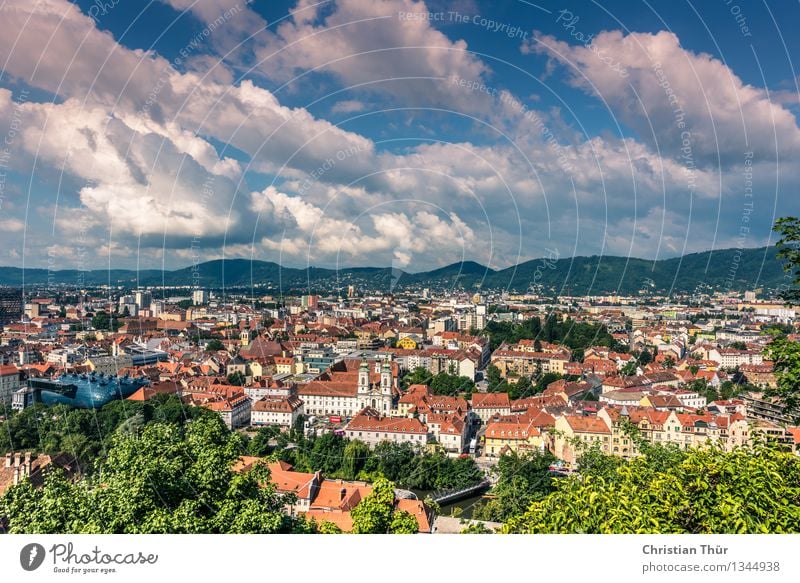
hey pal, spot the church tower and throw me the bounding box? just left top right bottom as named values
left=380, top=361, right=392, bottom=396
left=358, top=360, right=370, bottom=394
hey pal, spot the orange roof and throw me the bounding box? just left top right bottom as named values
left=564, top=415, right=611, bottom=434
left=346, top=408, right=428, bottom=434
left=305, top=509, right=354, bottom=532
left=310, top=479, right=372, bottom=511
left=267, top=461, right=317, bottom=498
left=471, top=392, right=511, bottom=409
left=484, top=420, right=540, bottom=440
left=396, top=498, right=432, bottom=533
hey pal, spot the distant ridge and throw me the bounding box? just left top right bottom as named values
left=0, top=246, right=786, bottom=295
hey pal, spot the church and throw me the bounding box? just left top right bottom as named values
left=297, top=359, right=397, bottom=418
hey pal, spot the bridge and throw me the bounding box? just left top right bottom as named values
left=430, top=479, right=491, bottom=505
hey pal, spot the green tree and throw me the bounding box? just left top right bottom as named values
left=248, top=426, right=281, bottom=456
left=389, top=510, right=419, bottom=534
left=227, top=371, right=246, bottom=386
left=774, top=216, right=800, bottom=304
left=503, top=442, right=800, bottom=533
left=342, top=439, right=371, bottom=480
left=472, top=450, right=556, bottom=522
left=350, top=476, right=395, bottom=534
left=401, top=367, right=433, bottom=389
left=0, top=416, right=304, bottom=534
left=205, top=339, right=225, bottom=352
left=765, top=336, right=800, bottom=417
left=429, top=372, right=475, bottom=397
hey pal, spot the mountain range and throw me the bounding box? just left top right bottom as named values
left=0, top=246, right=787, bottom=296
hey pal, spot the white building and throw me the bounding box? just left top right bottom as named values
left=251, top=396, right=304, bottom=430
left=298, top=360, right=394, bottom=417
left=0, top=365, right=21, bottom=404
left=345, top=407, right=429, bottom=448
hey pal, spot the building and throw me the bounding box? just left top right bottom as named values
left=86, top=355, right=134, bottom=376
left=470, top=392, right=511, bottom=423
left=184, top=387, right=252, bottom=429
left=251, top=395, right=304, bottom=430
left=708, top=348, right=763, bottom=368
left=345, top=407, right=429, bottom=448
left=0, top=364, right=21, bottom=404
left=238, top=459, right=433, bottom=533
left=739, top=363, right=777, bottom=389
left=298, top=360, right=395, bottom=417
left=0, top=451, right=81, bottom=497
left=483, top=418, right=544, bottom=457
left=490, top=348, right=569, bottom=378
left=192, top=289, right=209, bottom=305
left=425, top=413, right=468, bottom=453
left=552, top=415, right=612, bottom=465
left=134, top=290, right=152, bottom=310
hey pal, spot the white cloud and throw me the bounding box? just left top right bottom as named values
left=524, top=30, right=800, bottom=167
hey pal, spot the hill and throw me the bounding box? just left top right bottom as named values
left=0, top=246, right=786, bottom=295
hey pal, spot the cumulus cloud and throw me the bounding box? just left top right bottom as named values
left=0, top=0, right=794, bottom=271
left=524, top=30, right=800, bottom=167
left=254, top=186, right=475, bottom=268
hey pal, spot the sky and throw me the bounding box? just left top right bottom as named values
left=0, top=0, right=798, bottom=273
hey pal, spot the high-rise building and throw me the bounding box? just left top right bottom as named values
left=0, top=288, right=23, bottom=325
left=301, top=294, right=319, bottom=309
left=193, top=289, right=208, bottom=305
left=134, top=290, right=152, bottom=309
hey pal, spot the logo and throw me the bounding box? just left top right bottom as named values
left=20, top=543, right=46, bottom=571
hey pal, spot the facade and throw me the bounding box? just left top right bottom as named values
left=484, top=419, right=543, bottom=457
left=425, top=413, right=468, bottom=453
left=86, top=355, right=134, bottom=376
left=470, top=392, right=511, bottom=423
left=552, top=415, right=612, bottom=465
left=251, top=395, right=304, bottom=430
left=0, top=364, right=21, bottom=404
left=0, top=288, right=23, bottom=326
left=298, top=360, right=394, bottom=417
left=490, top=348, right=569, bottom=378
left=345, top=407, right=429, bottom=448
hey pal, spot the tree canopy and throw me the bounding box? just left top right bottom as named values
left=503, top=442, right=800, bottom=534
left=0, top=415, right=309, bottom=534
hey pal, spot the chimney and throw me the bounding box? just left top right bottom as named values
left=12, top=465, right=20, bottom=486
left=13, top=452, right=21, bottom=467
left=23, top=451, right=31, bottom=475
left=4, top=453, right=11, bottom=468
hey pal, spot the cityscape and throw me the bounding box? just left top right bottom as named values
left=0, top=0, right=799, bottom=567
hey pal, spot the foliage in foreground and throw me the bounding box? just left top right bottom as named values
left=503, top=442, right=800, bottom=534
left=471, top=450, right=556, bottom=522
left=350, top=477, right=419, bottom=534
left=0, top=415, right=310, bottom=534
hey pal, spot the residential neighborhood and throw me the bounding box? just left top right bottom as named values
left=1, top=282, right=799, bottom=533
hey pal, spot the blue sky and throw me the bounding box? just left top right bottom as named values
left=0, top=0, right=798, bottom=272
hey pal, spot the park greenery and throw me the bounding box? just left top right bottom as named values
left=483, top=314, right=624, bottom=353
left=271, top=430, right=482, bottom=492
left=400, top=367, right=475, bottom=396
